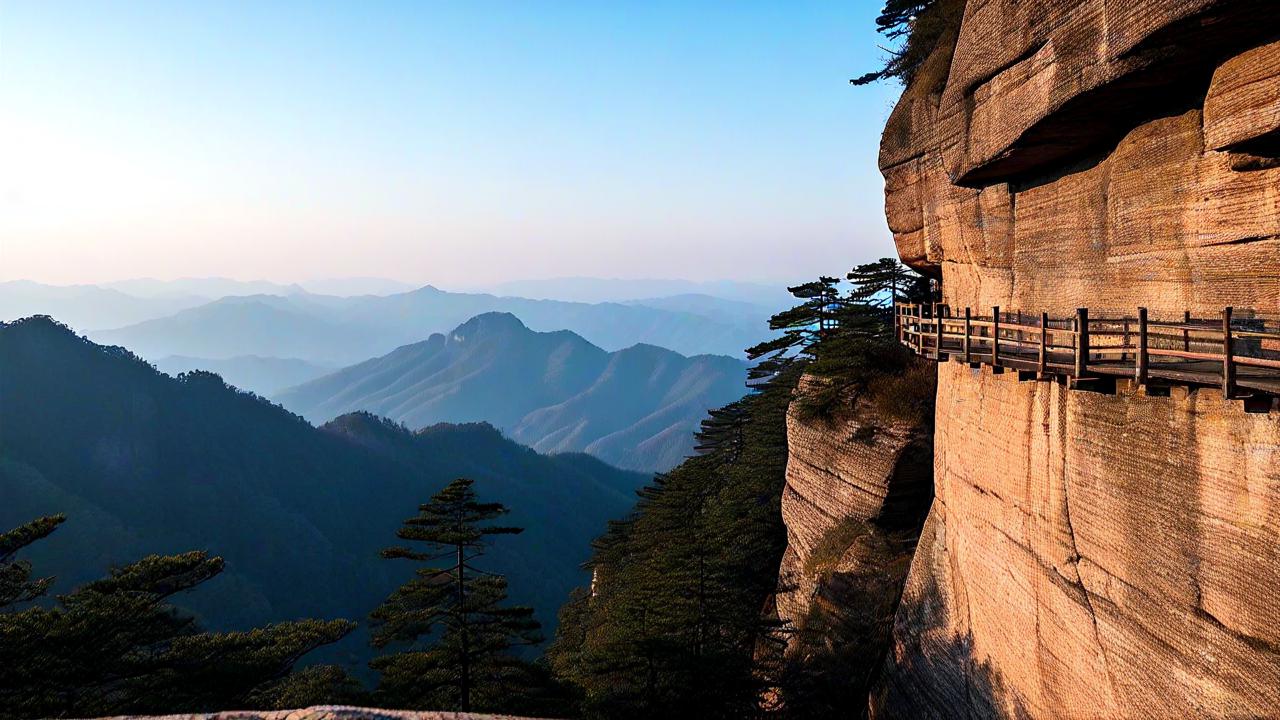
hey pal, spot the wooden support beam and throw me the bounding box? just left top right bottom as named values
left=963, top=307, right=972, bottom=365
left=1075, top=308, right=1089, bottom=378
left=1136, top=307, right=1148, bottom=385
left=1038, top=312, right=1048, bottom=376
left=934, top=303, right=946, bottom=360
left=1223, top=306, right=1235, bottom=400
left=1183, top=310, right=1191, bottom=352
left=992, top=306, right=1001, bottom=369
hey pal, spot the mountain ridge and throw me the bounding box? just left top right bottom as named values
left=0, top=315, right=648, bottom=670
left=275, top=312, right=748, bottom=471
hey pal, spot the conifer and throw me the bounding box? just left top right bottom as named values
left=369, top=478, right=550, bottom=714
left=0, top=518, right=354, bottom=719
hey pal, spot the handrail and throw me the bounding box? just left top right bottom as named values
left=894, top=303, right=1280, bottom=404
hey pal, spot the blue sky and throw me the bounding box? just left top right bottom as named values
left=0, top=1, right=903, bottom=287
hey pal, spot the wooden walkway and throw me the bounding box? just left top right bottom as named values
left=896, top=303, right=1280, bottom=413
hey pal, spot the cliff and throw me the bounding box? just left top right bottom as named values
left=774, top=374, right=933, bottom=713
left=871, top=0, right=1280, bottom=717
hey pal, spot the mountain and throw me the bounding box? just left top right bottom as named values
left=0, top=316, right=648, bottom=671
left=92, top=285, right=766, bottom=364
left=274, top=313, right=748, bottom=472
left=0, top=280, right=208, bottom=331
left=476, top=277, right=795, bottom=308
left=91, top=295, right=389, bottom=363
left=297, top=277, right=418, bottom=296
left=99, top=277, right=307, bottom=299
left=624, top=293, right=774, bottom=328
left=153, top=355, right=336, bottom=396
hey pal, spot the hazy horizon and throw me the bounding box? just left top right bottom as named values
left=1, top=2, right=902, bottom=287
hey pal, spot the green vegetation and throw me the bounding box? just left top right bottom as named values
left=0, top=315, right=647, bottom=674
left=850, top=0, right=966, bottom=88
left=369, top=479, right=564, bottom=715
left=749, top=260, right=932, bottom=421
left=1, top=260, right=934, bottom=716
left=0, top=516, right=352, bottom=719
left=547, top=259, right=934, bottom=718
left=548, top=367, right=798, bottom=719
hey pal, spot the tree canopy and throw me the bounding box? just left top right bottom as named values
left=849, top=0, right=966, bottom=88
left=0, top=516, right=353, bottom=719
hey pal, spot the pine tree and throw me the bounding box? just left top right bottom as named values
left=369, top=478, right=548, bottom=714
left=548, top=366, right=799, bottom=719
left=0, top=515, right=65, bottom=609
left=849, top=0, right=966, bottom=87
left=0, top=517, right=354, bottom=719
left=846, top=258, right=932, bottom=308
left=746, top=276, right=843, bottom=380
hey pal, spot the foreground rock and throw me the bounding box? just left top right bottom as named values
left=874, top=0, right=1280, bottom=717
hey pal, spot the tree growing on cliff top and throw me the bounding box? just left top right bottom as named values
left=0, top=515, right=354, bottom=720
left=847, top=258, right=932, bottom=308
left=369, top=478, right=561, bottom=715
left=746, top=260, right=927, bottom=417
left=850, top=0, right=966, bottom=87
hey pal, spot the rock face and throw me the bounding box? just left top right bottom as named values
left=873, top=1, right=1280, bottom=717
left=775, top=376, right=932, bottom=710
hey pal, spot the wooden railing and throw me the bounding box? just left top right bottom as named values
left=895, top=303, right=1280, bottom=411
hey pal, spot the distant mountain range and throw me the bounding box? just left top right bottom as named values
left=475, top=277, right=794, bottom=308
left=153, top=355, right=336, bottom=397
left=0, top=315, right=648, bottom=671
left=275, top=312, right=748, bottom=472
left=0, top=280, right=209, bottom=331
left=89, top=285, right=767, bottom=365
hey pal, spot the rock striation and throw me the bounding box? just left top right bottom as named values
left=871, top=0, right=1280, bottom=717
left=774, top=375, right=932, bottom=710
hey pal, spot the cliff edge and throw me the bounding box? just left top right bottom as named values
left=873, top=1, right=1280, bottom=717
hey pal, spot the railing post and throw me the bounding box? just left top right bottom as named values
left=992, top=306, right=1001, bottom=368
left=1039, top=312, right=1048, bottom=376
left=935, top=304, right=945, bottom=358
left=963, top=307, right=972, bottom=364
left=1136, top=307, right=1148, bottom=385
left=1183, top=310, right=1191, bottom=352
left=1223, top=306, right=1235, bottom=399
left=1075, top=308, right=1089, bottom=378
left=916, top=305, right=923, bottom=354
left=1122, top=317, right=1130, bottom=362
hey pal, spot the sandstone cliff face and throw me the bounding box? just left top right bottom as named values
left=775, top=376, right=932, bottom=711
left=873, top=1, right=1280, bottom=717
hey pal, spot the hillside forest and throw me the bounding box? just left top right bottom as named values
left=0, top=259, right=934, bottom=718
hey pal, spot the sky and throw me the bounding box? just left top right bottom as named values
left=0, top=1, right=904, bottom=287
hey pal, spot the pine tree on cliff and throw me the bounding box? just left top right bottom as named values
left=369, top=478, right=553, bottom=714
left=850, top=0, right=965, bottom=87
left=746, top=276, right=843, bottom=379
left=0, top=516, right=355, bottom=720
left=847, top=257, right=932, bottom=307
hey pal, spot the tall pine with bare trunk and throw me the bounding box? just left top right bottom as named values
left=370, top=478, right=554, bottom=714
